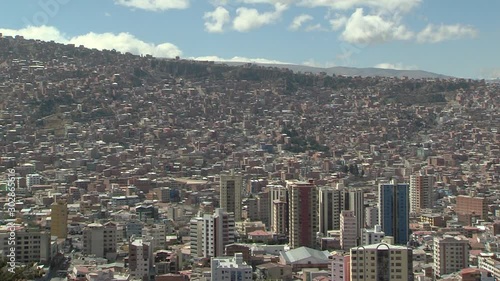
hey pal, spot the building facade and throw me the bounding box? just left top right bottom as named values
left=211, top=253, right=252, bottom=281
left=318, top=186, right=345, bottom=235
left=350, top=243, right=413, bottom=281
left=409, top=172, right=435, bottom=214
left=433, top=235, right=469, bottom=278
left=287, top=181, right=319, bottom=249
left=378, top=182, right=410, bottom=245
left=220, top=170, right=243, bottom=221
left=202, top=208, right=235, bottom=258
left=50, top=200, right=68, bottom=239
left=340, top=210, right=358, bottom=250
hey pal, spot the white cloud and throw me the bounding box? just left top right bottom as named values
left=105, top=12, right=112, bottom=17
left=375, top=63, right=418, bottom=70
left=299, top=0, right=421, bottom=14
left=204, top=7, right=231, bottom=33
left=192, top=56, right=291, bottom=64
left=0, top=25, right=67, bottom=42
left=479, top=68, right=500, bottom=79
left=0, top=25, right=182, bottom=58
left=303, top=59, right=336, bottom=68
left=416, top=24, right=477, bottom=43
left=233, top=3, right=288, bottom=32
left=304, top=23, right=325, bottom=32
left=114, top=0, right=189, bottom=11
left=340, top=8, right=413, bottom=44
left=289, top=14, right=313, bottom=31
left=330, top=15, right=347, bottom=31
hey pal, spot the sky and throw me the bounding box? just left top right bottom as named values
left=0, top=0, right=498, bottom=78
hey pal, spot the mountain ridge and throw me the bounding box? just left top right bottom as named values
left=213, top=61, right=451, bottom=79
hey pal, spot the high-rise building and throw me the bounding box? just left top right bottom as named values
left=83, top=222, right=117, bottom=261
left=340, top=210, right=357, bottom=250
left=365, top=206, right=379, bottom=229
left=378, top=182, right=410, bottom=245
left=433, top=235, right=469, bottom=278
left=272, top=199, right=288, bottom=236
left=256, top=190, right=270, bottom=227
left=410, top=172, right=435, bottom=214
left=318, top=186, right=345, bottom=235
left=190, top=217, right=204, bottom=258
left=330, top=251, right=350, bottom=281
left=202, top=208, right=235, bottom=258
left=211, top=253, right=252, bottom=281
left=220, top=170, right=243, bottom=221
left=268, top=184, right=287, bottom=231
left=287, top=180, right=318, bottom=249
left=346, top=189, right=365, bottom=243
left=129, top=237, right=154, bottom=281
left=50, top=200, right=68, bottom=239
left=350, top=243, right=413, bottom=281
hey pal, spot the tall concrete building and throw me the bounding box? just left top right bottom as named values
left=318, top=186, right=345, bottom=235
left=220, top=170, right=243, bottom=221
left=409, top=172, right=435, bottom=214
left=346, top=189, right=365, bottom=243
left=256, top=190, right=270, bottom=227
left=365, top=205, right=379, bottom=229
left=340, top=210, right=357, bottom=250
left=202, top=208, right=235, bottom=258
left=50, top=200, right=68, bottom=239
left=287, top=180, right=318, bottom=249
left=268, top=184, right=287, bottom=231
left=433, top=235, right=469, bottom=278
left=83, top=222, right=117, bottom=261
left=272, top=199, right=288, bottom=236
left=189, top=217, right=204, bottom=258
left=378, top=181, right=410, bottom=245
left=350, top=243, right=413, bottom=281
left=129, top=237, right=154, bottom=281
left=211, top=253, right=252, bottom=281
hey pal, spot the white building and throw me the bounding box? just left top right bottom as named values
left=143, top=223, right=167, bottom=251
left=26, top=173, right=41, bottom=190
left=129, top=237, right=153, bottom=281
left=340, top=210, right=357, bottom=250
left=202, top=208, right=235, bottom=258
left=361, top=225, right=385, bottom=246
left=211, top=253, right=252, bottom=281
left=190, top=217, right=204, bottom=258
left=268, top=184, right=287, bottom=231
left=83, top=222, right=117, bottom=261
left=365, top=206, right=379, bottom=229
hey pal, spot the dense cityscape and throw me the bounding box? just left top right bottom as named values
left=0, top=34, right=500, bottom=281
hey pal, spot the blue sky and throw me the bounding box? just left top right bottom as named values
left=0, top=0, right=498, bottom=78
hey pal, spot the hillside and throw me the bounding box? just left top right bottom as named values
left=216, top=62, right=450, bottom=79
